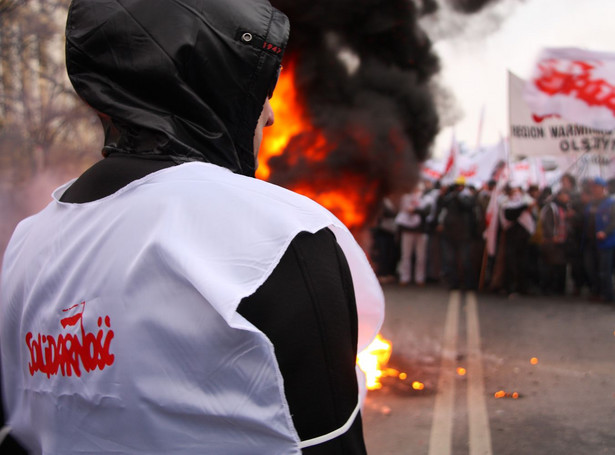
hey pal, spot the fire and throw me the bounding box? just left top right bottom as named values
left=292, top=180, right=374, bottom=229
left=357, top=333, right=411, bottom=391
left=357, top=334, right=393, bottom=390
left=256, top=60, right=375, bottom=230
left=494, top=390, right=520, bottom=399
left=530, top=357, right=539, bottom=365
left=256, top=60, right=305, bottom=181
left=412, top=381, right=425, bottom=391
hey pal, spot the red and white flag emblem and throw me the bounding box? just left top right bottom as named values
left=524, top=47, right=615, bottom=130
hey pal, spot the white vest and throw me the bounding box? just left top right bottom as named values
left=1, top=162, right=384, bottom=455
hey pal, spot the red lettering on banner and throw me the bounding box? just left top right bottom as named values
left=534, top=59, right=615, bottom=117
left=461, top=165, right=478, bottom=178
left=532, top=113, right=559, bottom=123
left=422, top=167, right=441, bottom=179
left=25, top=301, right=115, bottom=378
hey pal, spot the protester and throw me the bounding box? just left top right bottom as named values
left=371, top=195, right=399, bottom=283
left=424, top=180, right=444, bottom=283
left=564, top=175, right=587, bottom=296
left=607, top=177, right=615, bottom=196
left=483, top=183, right=510, bottom=293
left=395, top=184, right=432, bottom=286
left=477, top=179, right=496, bottom=215
left=500, top=185, right=536, bottom=296
left=590, top=177, right=615, bottom=302
left=583, top=178, right=602, bottom=301
left=368, top=169, right=615, bottom=303
left=437, top=176, right=478, bottom=290
left=526, top=184, right=543, bottom=292
left=539, top=189, right=570, bottom=295
left=560, top=173, right=577, bottom=194
left=0, top=1, right=384, bottom=453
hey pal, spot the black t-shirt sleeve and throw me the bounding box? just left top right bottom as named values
left=237, top=228, right=367, bottom=454
left=0, top=371, right=28, bottom=454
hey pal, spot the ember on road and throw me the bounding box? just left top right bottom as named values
left=362, top=284, right=615, bottom=455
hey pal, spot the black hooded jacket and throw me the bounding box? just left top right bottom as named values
left=65, top=0, right=288, bottom=177
left=27, top=1, right=369, bottom=454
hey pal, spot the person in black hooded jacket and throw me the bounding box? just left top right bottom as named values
left=0, top=0, right=383, bottom=453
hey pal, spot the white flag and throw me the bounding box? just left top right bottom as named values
left=509, top=70, right=613, bottom=159
left=524, top=47, right=615, bottom=130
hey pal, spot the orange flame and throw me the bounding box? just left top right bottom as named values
left=256, top=60, right=375, bottom=230
left=494, top=390, right=520, bottom=399
left=256, top=60, right=305, bottom=181
left=357, top=334, right=421, bottom=391
left=412, top=381, right=425, bottom=391
left=292, top=180, right=374, bottom=229
left=357, top=334, right=393, bottom=390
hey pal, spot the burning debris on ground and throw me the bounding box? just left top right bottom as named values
left=494, top=390, right=521, bottom=399
left=358, top=333, right=436, bottom=396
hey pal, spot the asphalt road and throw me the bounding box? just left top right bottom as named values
left=362, top=284, right=615, bottom=455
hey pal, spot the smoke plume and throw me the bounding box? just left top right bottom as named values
left=422, top=0, right=527, bottom=41
left=269, top=0, right=441, bottom=202
left=268, top=0, right=519, bottom=224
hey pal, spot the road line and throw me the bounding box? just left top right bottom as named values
left=466, top=291, right=493, bottom=455
left=428, top=290, right=461, bottom=455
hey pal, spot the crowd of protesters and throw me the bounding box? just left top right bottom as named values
left=370, top=173, right=615, bottom=302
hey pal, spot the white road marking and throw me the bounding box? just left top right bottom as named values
left=466, top=291, right=493, bottom=455
left=428, top=290, right=461, bottom=455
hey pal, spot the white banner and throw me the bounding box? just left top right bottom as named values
left=524, top=47, right=615, bottom=130
left=509, top=70, right=614, bottom=159
left=508, top=158, right=546, bottom=189
left=422, top=141, right=508, bottom=187
left=458, top=141, right=507, bottom=187
left=421, top=158, right=444, bottom=181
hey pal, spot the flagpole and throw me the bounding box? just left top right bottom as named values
left=546, top=151, right=591, bottom=187
left=475, top=105, right=485, bottom=152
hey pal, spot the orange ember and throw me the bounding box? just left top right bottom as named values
left=494, top=390, right=520, bottom=399
left=412, top=381, right=425, bottom=391
left=256, top=60, right=375, bottom=230
left=357, top=334, right=414, bottom=391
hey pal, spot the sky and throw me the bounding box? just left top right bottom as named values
left=429, top=0, right=615, bottom=158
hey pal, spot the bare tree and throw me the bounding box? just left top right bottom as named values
left=0, top=0, right=26, bottom=16
left=0, top=0, right=99, bottom=185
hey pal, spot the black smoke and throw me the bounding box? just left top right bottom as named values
left=422, top=0, right=527, bottom=42
left=267, top=0, right=516, bottom=226
left=448, top=0, right=500, bottom=13
left=269, top=0, right=440, bottom=210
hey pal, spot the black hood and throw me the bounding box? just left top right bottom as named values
left=65, top=0, right=289, bottom=177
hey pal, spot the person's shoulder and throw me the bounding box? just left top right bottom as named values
left=147, top=162, right=342, bottom=228
left=146, top=162, right=308, bottom=205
